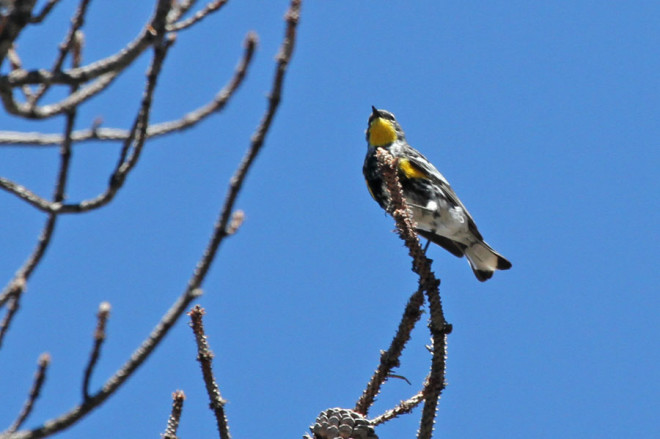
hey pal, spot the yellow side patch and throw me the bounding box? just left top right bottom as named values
left=398, top=158, right=427, bottom=179
left=368, top=117, right=397, bottom=146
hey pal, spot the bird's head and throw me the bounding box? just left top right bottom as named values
left=366, top=106, right=405, bottom=147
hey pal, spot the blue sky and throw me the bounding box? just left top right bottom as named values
left=1, top=1, right=658, bottom=438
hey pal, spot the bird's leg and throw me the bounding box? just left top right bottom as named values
left=423, top=239, right=431, bottom=253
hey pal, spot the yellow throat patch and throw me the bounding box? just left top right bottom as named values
left=368, top=117, right=397, bottom=146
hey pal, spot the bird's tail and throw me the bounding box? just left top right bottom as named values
left=465, top=241, right=512, bottom=282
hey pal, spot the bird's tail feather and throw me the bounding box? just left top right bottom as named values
left=465, top=241, right=512, bottom=282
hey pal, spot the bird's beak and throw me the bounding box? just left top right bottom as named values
left=371, top=106, right=379, bottom=117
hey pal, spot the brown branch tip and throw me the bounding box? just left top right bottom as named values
left=7, top=352, right=51, bottom=433
left=162, top=390, right=185, bottom=439
left=82, top=301, right=111, bottom=400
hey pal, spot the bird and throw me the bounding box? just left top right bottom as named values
left=363, top=106, right=511, bottom=281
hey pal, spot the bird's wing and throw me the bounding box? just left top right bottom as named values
left=403, top=150, right=484, bottom=240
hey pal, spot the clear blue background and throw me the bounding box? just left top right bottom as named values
left=1, top=1, right=658, bottom=438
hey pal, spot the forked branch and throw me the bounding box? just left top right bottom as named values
left=373, top=148, right=451, bottom=439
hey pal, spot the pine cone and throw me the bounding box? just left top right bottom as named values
left=305, top=408, right=378, bottom=439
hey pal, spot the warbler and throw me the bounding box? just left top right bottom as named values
left=363, top=106, right=511, bottom=281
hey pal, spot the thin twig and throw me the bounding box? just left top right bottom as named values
left=189, top=306, right=231, bottom=439
left=0, top=31, right=80, bottom=309
left=354, top=288, right=425, bottom=415
left=81, top=302, right=111, bottom=401
left=0, top=177, right=57, bottom=214
left=370, top=389, right=425, bottom=426
left=0, top=293, right=20, bottom=349
left=0, top=177, right=56, bottom=213
left=0, top=13, right=256, bottom=302
left=0, top=120, right=71, bottom=307
left=5, top=354, right=51, bottom=434
left=72, top=40, right=173, bottom=212
left=387, top=373, right=412, bottom=385
left=0, top=30, right=256, bottom=147
left=31, top=33, right=172, bottom=211
left=166, top=0, right=228, bottom=32
left=0, top=32, right=258, bottom=153
left=187, top=0, right=301, bottom=291
left=5, top=47, right=34, bottom=100
left=0, top=2, right=176, bottom=218
left=1, top=292, right=203, bottom=439
left=0, top=70, right=119, bottom=119
left=27, top=0, right=92, bottom=107
left=165, top=0, right=197, bottom=24
left=5, top=354, right=51, bottom=433
left=0, top=66, right=150, bottom=207
left=29, top=0, right=59, bottom=23
left=0, top=0, right=170, bottom=88
left=162, top=391, right=185, bottom=439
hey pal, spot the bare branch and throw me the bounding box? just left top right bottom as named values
left=166, top=0, right=228, bottom=32
left=138, top=31, right=257, bottom=136
left=5, top=354, right=51, bottom=434
left=189, top=306, right=231, bottom=439
left=354, top=288, right=425, bottom=415
left=64, top=44, right=173, bottom=213
left=418, top=283, right=449, bottom=438
left=0, top=293, right=20, bottom=349
left=5, top=47, right=34, bottom=100
left=187, top=0, right=301, bottom=291
left=370, top=390, right=425, bottom=426
left=0, top=14, right=256, bottom=309
left=162, top=391, right=185, bottom=439
left=0, top=69, right=119, bottom=119
left=82, top=302, right=111, bottom=401
left=0, top=31, right=257, bottom=146
left=5, top=4, right=300, bottom=430
left=0, top=3, right=303, bottom=432
left=1, top=0, right=171, bottom=87
left=27, top=0, right=93, bottom=107
left=0, top=2, right=303, bottom=438
left=374, top=148, right=451, bottom=439
left=0, top=38, right=172, bottom=214
left=28, top=0, right=60, bottom=23
left=0, top=157, right=63, bottom=306
left=166, top=0, right=198, bottom=24
left=3, top=288, right=203, bottom=439
left=0, top=0, right=38, bottom=66
left=0, top=44, right=79, bottom=309
left=0, top=177, right=55, bottom=213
